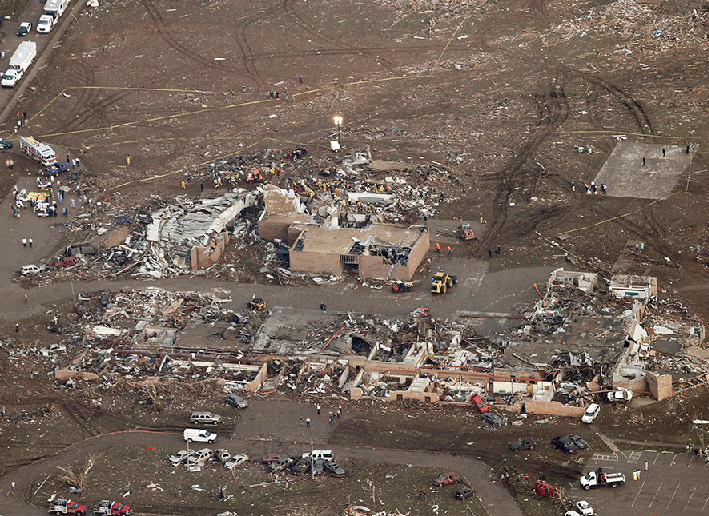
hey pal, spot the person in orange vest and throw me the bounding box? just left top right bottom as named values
left=435, top=243, right=441, bottom=253
left=447, top=246, right=452, bottom=255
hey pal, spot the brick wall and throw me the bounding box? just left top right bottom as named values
left=646, top=371, right=673, bottom=401
left=289, top=251, right=343, bottom=275
left=524, top=400, right=585, bottom=418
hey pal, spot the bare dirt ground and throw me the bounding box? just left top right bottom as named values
left=0, top=0, right=709, bottom=514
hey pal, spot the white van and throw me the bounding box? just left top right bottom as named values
left=302, top=450, right=334, bottom=461
left=37, top=15, right=56, bottom=33
left=183, top=428, right=217, bottom=443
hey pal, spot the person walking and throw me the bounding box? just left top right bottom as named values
left=200, top=183, right=204, bottom=192
left=488, top=249, right=493, bottom=258
left=317, top=405, right=321, bottom=415
left=447, top=246, right=452, bottom=255
left=28, top=238, right=32, bottom=248
left=15, top=323, right=19, bottom=333
left=22, top=238, right=26, bottom=247
left=11, top=481, right=15, bottom=494
left=306, top=418, right=310, bottom=428
left=435, top=243, right=441, bottom=253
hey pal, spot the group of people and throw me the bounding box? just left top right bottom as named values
left=584, top=181, right=606, bottom=195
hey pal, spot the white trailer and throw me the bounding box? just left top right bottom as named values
left=44, top=0, right=69, bottom=19
left=2, top=41, right=37, bottom=88
left=20, top=136, right=57, bottom=166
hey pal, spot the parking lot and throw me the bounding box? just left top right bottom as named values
left=570, top=450, right=709, bottom=514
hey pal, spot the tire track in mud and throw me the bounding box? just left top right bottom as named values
left=139, top=0, right=236, bottom=73
left=282, top=0, right=395, bottom=69
left=477, top=70, right=570, bottom=252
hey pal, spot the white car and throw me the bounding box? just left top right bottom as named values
left=37, top=15, right=55, bottom=33
left=224, top=454, right=248, bottom=469
left=581, top=403, right=600, bottom=423
left=565, top=512, right=581, bottom=516
left=576, top=500, right=594, bottom=515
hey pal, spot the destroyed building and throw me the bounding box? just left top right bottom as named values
left=257, top=184, right=429, bottom=280
left=146, top=191, right=258, bottom=271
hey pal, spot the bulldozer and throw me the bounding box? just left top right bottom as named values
left=247, top=297, right=266, bottom=311
left=456, top=221, right=476, bottom=241
left=431, top=272, right=457, bottom=294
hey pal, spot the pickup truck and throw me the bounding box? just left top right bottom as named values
left=580, top=469, right=625, bottom=490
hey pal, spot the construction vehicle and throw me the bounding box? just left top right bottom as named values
left=431, top=272, right=457, bottom=294
left=93, top=500, right=132, bottom=515
left=456, top=221, right=476, bottom=240
left=20, top=136, right=57, bottom=166
left=247, top=297, right=266, bottom=311
left=49, top=499, right=87, bottom=515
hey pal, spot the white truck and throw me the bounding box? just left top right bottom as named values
left=37, top=14, right=56, bottom=33
left=2, top=41, right=37, bottom=88
left=580, top=469, right=626, bottom=490
left=44, top=0, right=69, bottom=19
left=20, top=136, right=57, bottom=166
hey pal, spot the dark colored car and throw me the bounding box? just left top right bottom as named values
left=481, top=413, right=503, bottom=426
left=291, top=458, right=310, bottom=475
left=552, top=436, right=578, bottom=454
left=0, top=138, right=13, bottom=150
left=433, top=472, right=460, bottom=486
left=456, top=487, right=475, bottom=500
left=568, top=434, right=588, bottom=449
left=311, top=459, right=324, bottom=476
left=43, top=162, right=70, bottom=176
left=509, top=437, right=536, bottom=451
left=17, top=21, right=32, bottom=36
left=225, top=393, right=248, bottom=409
left=324, top=461, right=345, bottom=476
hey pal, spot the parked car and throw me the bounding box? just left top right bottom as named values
left=509, top=437, right=536, bottom=451
left=224, top=454, right=249, bottom=469
left=311, top=459, right=325, bottom=476
left=581, top=403, right=600, bottom=423
left=213, top=449, right=231, bottom=463
left=568, top=434, right=588, bottom=449
left=0, top=138, right=13, bottom=150
left=225, top=393, right=248, bottom=409
left=481, top=413, right=503, bottom=426
left=261, top=454, right=281, bottom=464
left=291, top=457, right=311, bottom=475
left=455, top=487, right=475, bottom=500
left=183, top=428, right=217, bottom=443
left=433, top=472, right=460, bottom=486
left=576, top=500, right=594, bottom=515
left=17, top=21, right=32, bottom=36
left=269, top=457, right=294, bottom=472
left=324, top=461, right=345, bottom=476
left=565, top=512, right=581, bottom=516
left=190, top=411, right=221, bottom=425
left=552, top=436, right=578, bottom=454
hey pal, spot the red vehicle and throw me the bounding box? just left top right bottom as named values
left=534, top=480, right=555, bottom=498
left=93, top=500, right=132, bottom=515
left=261, top=454, right=281, bottom=464
left=470, top=393, right=489, bottom=413
left=57, top=256, right=78, bottom=268
left=48, top=499, right=87, bottom=515
left=433, top=472, right=460, bottom=486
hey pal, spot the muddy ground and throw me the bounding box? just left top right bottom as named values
left=0, top=0, right=709, bottom=514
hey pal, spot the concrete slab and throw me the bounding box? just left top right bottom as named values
left=593, top=142, right=690, bottom=199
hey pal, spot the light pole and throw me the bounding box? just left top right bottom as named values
left=333, top=115, right=343, bottom=141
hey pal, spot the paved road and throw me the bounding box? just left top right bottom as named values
left=0, top=397, right=524, bottom=516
